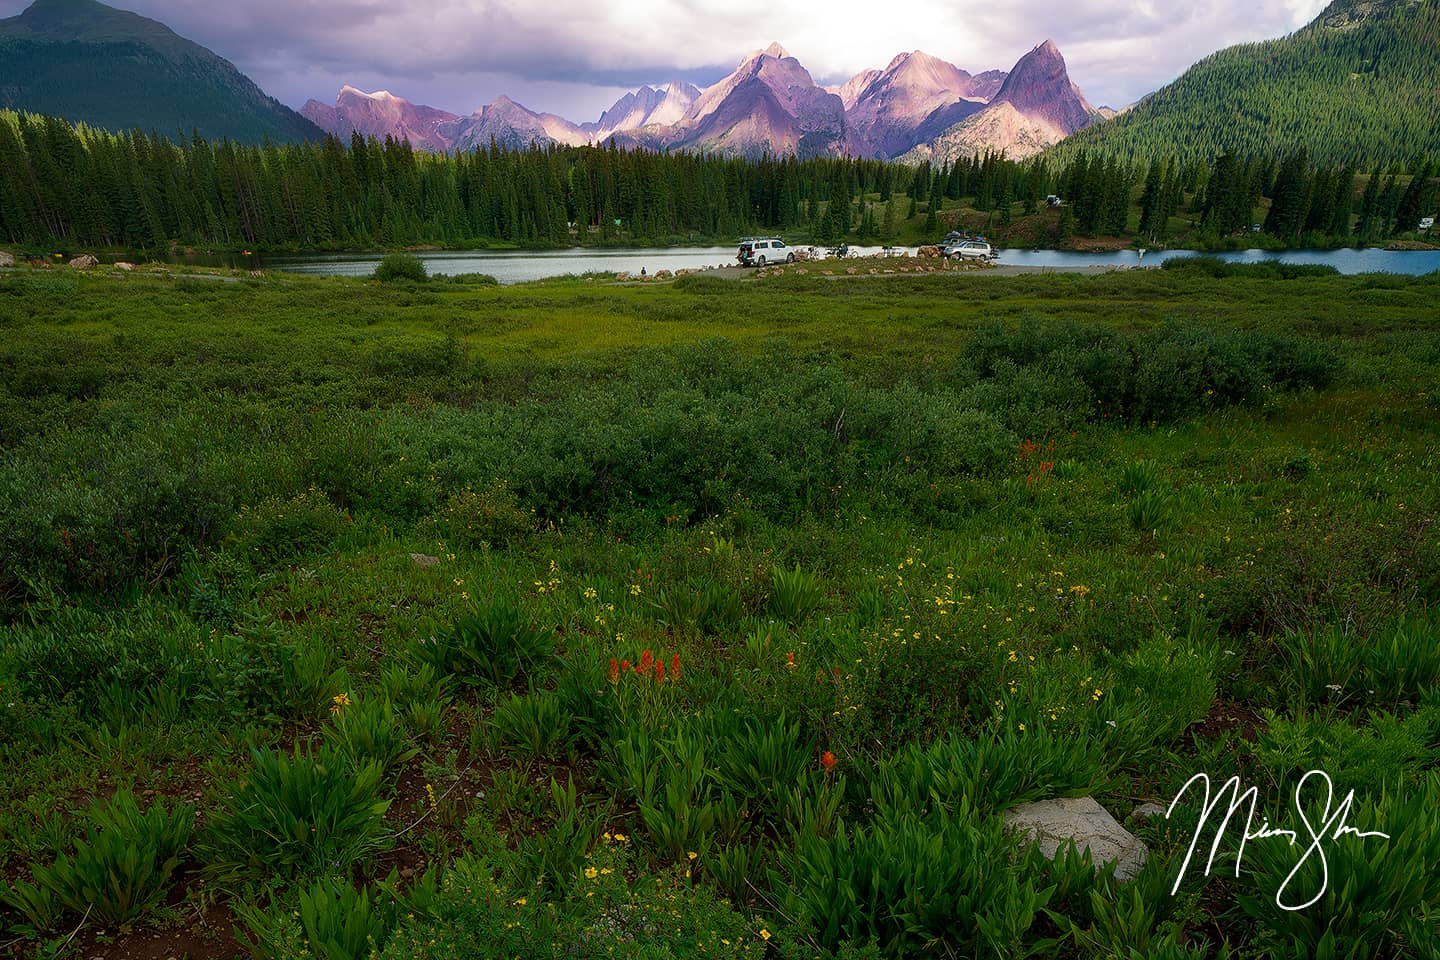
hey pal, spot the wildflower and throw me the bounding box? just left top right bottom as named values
left=330, top=692, right=352, bottom=715
left=601, top=867, right=614, bottom=875
left=609, top=658, right=620, bottom=684
left=1018, top=723, right=1026, bottom=732
left=760, top=929, right=771, bottom=941
left=425, top=783, right=438, bottom=814
left=671, top=654, right=681, bottom=680
left=619, top=659, right=631, bottom=673
left=514, top=898, right=527, bottom=906
left=584, top=867, right=599, bottom=879
left=656, top=660, right=666, bottom=683
left=821, top=750, right=837, bottom=771
left=786, top=651, right=796, bottom=668
left=612, top=833, right=628, bottom=843
left=641, top=649, right=654, bottom=672
left=688, top=851, right=698, bottom=861
left=629, top=583, right=642, bottom=596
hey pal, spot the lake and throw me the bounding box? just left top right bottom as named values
left=226, top=245, right=1440, bottom=283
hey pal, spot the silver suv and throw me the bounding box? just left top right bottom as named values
left=943, top=240, right=995, bottom=261
left=737, top=237, right=795, bottom=267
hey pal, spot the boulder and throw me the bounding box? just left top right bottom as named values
left=1003, top=797, right=1148, bottom=882
left=1130, top=801, right=1169, bottom=821
left=409, top=553, right=441, bottom=569
left=113, top=262, right=135, bottom=271
left=655, top=269, right=673, bottom=279
left=917, top=245, right=942, bottom=259
left=0, top=250, right=14, bottom=267
left=615, top=271, right=631, bottom=281
left=69, top=254, right=99, bottom=270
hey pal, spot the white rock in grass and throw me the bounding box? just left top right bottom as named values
left=0, top=251, right=14, bottom=267
left=1003, top=797, right=1148, bottom=881
left=410, top=553, right=441, bottom=569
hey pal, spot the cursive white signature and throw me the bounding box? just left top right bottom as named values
left=1166, top=769, right=1391, bottom=911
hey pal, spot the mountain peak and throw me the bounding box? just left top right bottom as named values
left=761, top=41, right=789, bottom=59
left=992, top=37, right=1094, bottom=134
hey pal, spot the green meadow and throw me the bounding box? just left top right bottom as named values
left=1, top=262, right=1438, bottom=959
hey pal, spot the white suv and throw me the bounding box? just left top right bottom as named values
left=737, top=238, right=795, bottom=267
left=943, top=240, right=995, bottom=261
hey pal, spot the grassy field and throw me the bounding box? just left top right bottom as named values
left=1, top=263, right=1438, bottom=959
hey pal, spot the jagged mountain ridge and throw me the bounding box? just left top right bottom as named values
left=307, top=40, right=1097, bottom=162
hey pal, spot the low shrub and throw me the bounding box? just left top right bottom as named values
left=373, top=254, right=427, bottom=283
left=227, top=486, right=349, bottom=563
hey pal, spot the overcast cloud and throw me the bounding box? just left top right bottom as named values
left=0, top=0, right=1330, bottom=119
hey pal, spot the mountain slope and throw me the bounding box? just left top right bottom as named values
left=0, top=0, right=322, bottom=143
left=1058, top=0, right=1440, bottom=166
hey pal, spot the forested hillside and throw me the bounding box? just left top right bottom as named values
left=1058, top=0, right=1440, bottom=167
left=0, top=0, right=322, bottom=145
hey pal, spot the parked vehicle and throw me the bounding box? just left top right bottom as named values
left=737, top=237, right=795, bottom=266
left=943, top=240, right=996, bottom=261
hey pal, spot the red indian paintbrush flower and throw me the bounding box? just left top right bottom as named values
left=821, top=751, right=837, bottom=771
left=656, top=660, right=666, bottom=682
left=671, top=654, right=681, bottom=680
left=619, top=659, right=631, bottom=673
left=608, top=658, right=619, bottom=684
left=640, top=649, right=654, bottom=672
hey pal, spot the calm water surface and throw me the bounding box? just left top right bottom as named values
left=212, top=245, right=1440, bottom=283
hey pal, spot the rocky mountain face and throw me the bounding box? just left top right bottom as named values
left=0, top=0, right=322, bottom=143
left=303, top=86, right=462, bottom=152
left=899, top=40, right=1099, bottom=163
left=303, top=38, right=1100, bottom=163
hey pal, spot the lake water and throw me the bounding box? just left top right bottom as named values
left=251, top=244, right=1440, bottom=283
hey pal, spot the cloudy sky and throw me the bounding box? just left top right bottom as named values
left=2, top=0, right=1331, bottom=119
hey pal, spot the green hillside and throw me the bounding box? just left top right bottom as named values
left=1056, top=0, right=1440, bottom=167
left=0, top=0, right=322, bottom=144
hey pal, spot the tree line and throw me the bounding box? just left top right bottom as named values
left=1, top=108, right=1434, bottom=252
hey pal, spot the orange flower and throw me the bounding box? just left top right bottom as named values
left=786, top=651, right=796, bottom=668
left=656, top=660, right=666, bottom=682
left=821, top=751, right=837, bottom=771
left=619, top=659, right=631, bottom=673
left=608, top=658, right=619, bottom=684
left=671, top=654, right=681, bottom=680
left=640, top=650, right=654, bottom=672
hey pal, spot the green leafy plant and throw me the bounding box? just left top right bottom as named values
left=713, top=713, right=812, bottom=816
left=490, top=690, right=573, bottom=761
left=786, top=801, right=1049, bottom=956
left=202, top=743, right=391, bottom=883
left=297, top=878, right=403, bottom=960
left=412, top=599, right=554, bottom=687
left=1238, top=770, right=1440, bottom=958
left=326, top=696, right=419, bottom=778
left=22, top=789, right=192, bottom=927
left=768, top=564, right=825, bottom=624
